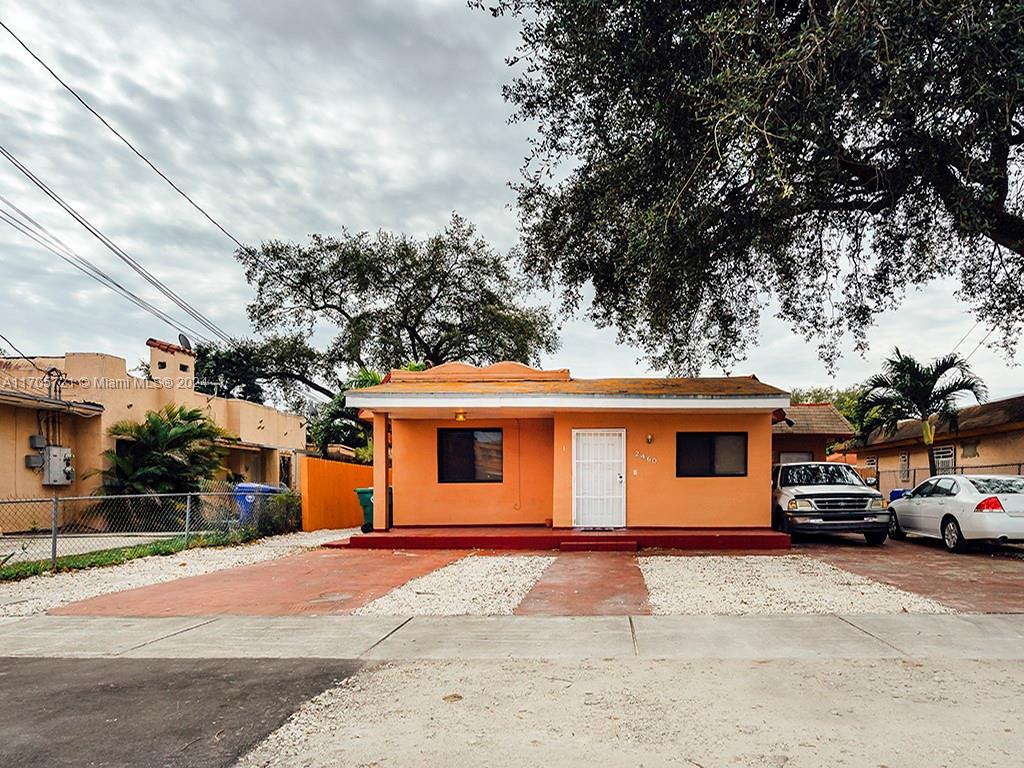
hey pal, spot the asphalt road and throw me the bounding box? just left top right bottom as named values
left=0, top=657, right=361, bottom=767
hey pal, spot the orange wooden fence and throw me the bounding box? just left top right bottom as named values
left=298, top=455, right=373, bottom=530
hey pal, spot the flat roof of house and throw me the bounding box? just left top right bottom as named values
left=0, top=388, right=104, bottom=417
left=772, top=403, right=854, bottom=437
left=347, top=362, right=789, bottom=412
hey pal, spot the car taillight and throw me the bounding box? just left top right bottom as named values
left=975, top=496, right=1005, bottom=512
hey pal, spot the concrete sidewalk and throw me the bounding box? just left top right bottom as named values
left=3, top=613, right=1022, bottom=660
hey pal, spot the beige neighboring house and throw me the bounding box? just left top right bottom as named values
left=848, top=393, right=1024, bottom=496
left=1, top=338, right=306, bottom=506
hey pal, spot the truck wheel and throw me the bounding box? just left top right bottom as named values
left=772, top=506, right=787, bottom=533
left=864, top=530, right=888, bottom=546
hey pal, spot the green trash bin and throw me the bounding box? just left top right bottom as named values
left=354, top=487, right=374, bottom=533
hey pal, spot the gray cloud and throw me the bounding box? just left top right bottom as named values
left=0, top=1, right=1018, bottom=399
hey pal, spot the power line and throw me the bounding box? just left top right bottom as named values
left=0, top=200, right=215, bottom=344
left=0, top=18, right=245, bottom=250
left=0, top=330, right=51, bottom=376
left=949, top=320, right=979, bottom=355
left=0, top=142, right=235, bottom=344
left=965, top=327, right=996, bottom=361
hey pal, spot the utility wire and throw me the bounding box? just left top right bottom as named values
left=0, top=330, right=51, bottom=375
left=0, top=142, right=235, bottom=344
left=0, top=204, right=215, bottom=344
left=965, top=327, right=996, bottom=362
left=0, top=18, right=244, bottom=250
left=949, top=321, right=979, bottom=355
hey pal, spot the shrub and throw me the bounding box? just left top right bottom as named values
left=251, top=490, right=302, bottom=536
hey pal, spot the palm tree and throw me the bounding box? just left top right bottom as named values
left=96, top=404, right=230, bottom=495
left=860, top=348, right=987, bottom=476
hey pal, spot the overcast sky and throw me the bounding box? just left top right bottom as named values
left=0, top=0, right=1019, bottom=400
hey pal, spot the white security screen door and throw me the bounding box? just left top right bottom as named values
left=572, top=429, right=626, bottom=528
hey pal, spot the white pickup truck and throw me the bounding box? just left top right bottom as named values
left=772, top=462, right=889, bottom=545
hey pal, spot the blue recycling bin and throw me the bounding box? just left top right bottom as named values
left=889, top=489, right=908, bottom=502
left=234, top=482, right=280, bottom=524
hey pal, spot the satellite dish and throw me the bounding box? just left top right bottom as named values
left=178, top=333, right=193, bottom=351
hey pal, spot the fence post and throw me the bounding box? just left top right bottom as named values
left=184, top=494, right=192, bottom=548
left=50, top=495, right=59, bottom=570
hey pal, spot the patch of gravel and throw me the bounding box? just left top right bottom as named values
left=0, top=529, right=354, bottom=617
left=354, top=554, right=554, bottom=616
left=239, top=658, right=1024, bottom=768
left=638, top=554, right=951, bottom=614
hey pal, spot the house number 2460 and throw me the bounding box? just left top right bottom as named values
left=634, top=450, right=657, bottom=464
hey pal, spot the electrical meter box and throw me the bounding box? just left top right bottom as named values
left=42, top=446, right=75, bottom=486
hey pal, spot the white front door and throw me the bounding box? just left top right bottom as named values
left=572, top=429, right=626, bottom=528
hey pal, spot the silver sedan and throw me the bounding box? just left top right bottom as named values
left=888, top=475, right=1024, bottom=553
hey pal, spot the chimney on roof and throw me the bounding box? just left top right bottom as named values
left=146, top=338, right=196, bottom=390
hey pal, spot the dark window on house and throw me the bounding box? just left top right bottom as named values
left=676, top=432, right=748, bottom=477
left=179, top=363, right=190, bottom=372
left=156, top=361, right=167, bottom=370
left=438, top=428, right=503, bottom=483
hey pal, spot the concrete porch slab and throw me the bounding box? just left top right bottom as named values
left=363, top=615, right=635, bottom=660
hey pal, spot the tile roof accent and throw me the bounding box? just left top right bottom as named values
left=356, top=372, right=787, bottom=399
left=146, top=338, right=196, bottom=357
left=389, top=361, right=570, bottom=382
left=863, top=393, right=1024, bottom=447
left=772, top=402, right=854, bottom=436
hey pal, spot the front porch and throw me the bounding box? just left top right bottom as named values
left=334, top=526, right=790, bottom=551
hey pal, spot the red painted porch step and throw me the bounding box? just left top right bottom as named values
left=559, top=540, right=638, bottom=552
left=336, top=526, right=790, bottom=551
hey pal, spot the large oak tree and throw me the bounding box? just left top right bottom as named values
left=477, top=0, right=1024, bottom=373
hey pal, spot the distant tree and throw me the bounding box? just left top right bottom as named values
left=96, top=405, right=229, bottom=495
left=228, top=212, right=558, bottom=400
left=478, top=0, right=1024, bottom=373
left=307, top=363, right=427, bottom=459
left=789, top=386, right=862, bottom=426
left=859, top=349, right=987, bottom=475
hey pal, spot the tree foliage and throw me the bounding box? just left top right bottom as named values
left=790, top=385, right=863, bottom=426
left=96, top=404, right=230, bottom=495
left=231, top=212, right=558, bottom=396
left=478, top=0, right=1024, bottom=373
left=859, top=348, right=987, bottom=474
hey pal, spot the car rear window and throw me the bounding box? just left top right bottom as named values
left=969, top=477, right=1024, bottom=494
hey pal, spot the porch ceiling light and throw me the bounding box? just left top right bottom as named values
left=454, top=410, right=467, bottom=422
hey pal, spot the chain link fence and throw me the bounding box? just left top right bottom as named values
left=866, top=463, right=1024, bottom=500
left=0, top=489, right=291, bottom=576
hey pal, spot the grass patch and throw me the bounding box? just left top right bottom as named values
left=0, top=528, right=261, bottom=583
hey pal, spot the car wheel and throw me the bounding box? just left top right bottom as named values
left=888, top=510, right=906, bottom=540
left=941, top=515, right=968, bottom=553
left=864, top=530, right=888, bottom=546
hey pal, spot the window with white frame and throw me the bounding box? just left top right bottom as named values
left=864, top=456, right=877, bottom=469
left=899, top=452, right=910, bottom=482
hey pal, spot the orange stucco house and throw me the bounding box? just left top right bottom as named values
left=346, top=362, right=791, bottom=534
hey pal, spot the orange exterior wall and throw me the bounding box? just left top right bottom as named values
left=552, top=411, right=773, bottom=528
left=380, top=410, right=772, bottom=528
left=772, top=435, right=828, bottom=462
left=390, top=418, right=553, bottom=526
left=298, top=455, right=373, bottom=530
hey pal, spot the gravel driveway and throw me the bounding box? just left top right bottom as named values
left=354, top=554, right=554, bottom=616
left=638, top=554, right=950, bottom=614
left=0, top=529, right=353, bottom=617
